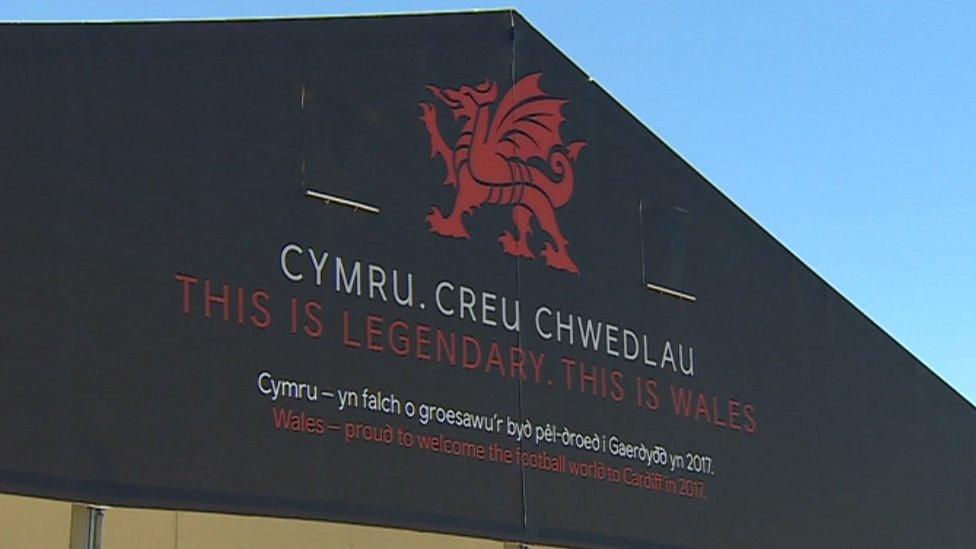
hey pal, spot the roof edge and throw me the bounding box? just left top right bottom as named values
left=0, top=8, right=516, bottom=25
left=510, top=10, right=975, bottom=413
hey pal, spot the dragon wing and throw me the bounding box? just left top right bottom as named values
left=487, top=73, right=568, bottom=161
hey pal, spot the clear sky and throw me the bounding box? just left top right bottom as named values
left=5, top=1, right=974, bottom=406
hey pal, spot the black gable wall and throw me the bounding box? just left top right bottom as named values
left=0, top=11, right=972, bottom=548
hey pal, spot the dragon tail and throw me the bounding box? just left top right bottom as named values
left=567, top=141, right=586, bottom=162
left=535, top=141, right=586, bottom=208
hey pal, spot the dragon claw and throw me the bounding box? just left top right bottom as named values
left=540, top=243, right=580, bottom=275
left=499, top=231, right=534, bottom=258
left=426, top=207, right=469, bottom=239
left=418, top=101, right=437, bottom=124
left=425, top=206, right=443, bottom=225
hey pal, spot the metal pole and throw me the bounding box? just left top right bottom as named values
left=70, top=504, right=105, bottom=549
left=86, top=506, right=104, bottom=549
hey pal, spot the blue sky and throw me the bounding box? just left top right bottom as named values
left=5, top=1, right=974, bottom=405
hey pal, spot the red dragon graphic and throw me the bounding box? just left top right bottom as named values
left=419, top=73, right=586, bottom=274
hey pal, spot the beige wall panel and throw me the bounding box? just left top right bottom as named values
left=0, top=494, right=569, bottom=549
left=174, top=510, right=502, bottom=549
left=0, top=493, right=71, bottom=549
left=102, top=506, right=177, bottom=549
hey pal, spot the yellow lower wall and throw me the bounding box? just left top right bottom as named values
left=0, top=493, right=71, bottom=549
left=0, top=493, right=562, bottom=549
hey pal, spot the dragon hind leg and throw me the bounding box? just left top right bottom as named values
left=540, top=241, right=579, bottom=275
left=499, top=205, right=535, bottom=258
left=518, top=187, right=580, bottom=274
left=426, top=206, right=470, bottom=239
left=426, top=176, right=489, bottom=240
left=534, top=207, right=580, bottom=275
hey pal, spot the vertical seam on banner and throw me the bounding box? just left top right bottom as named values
left=640, top=197, right=646, bottom=285
left=509, top=8, right=529, bottom=537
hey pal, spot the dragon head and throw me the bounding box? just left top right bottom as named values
left=426, top=78, right=499, bottom=120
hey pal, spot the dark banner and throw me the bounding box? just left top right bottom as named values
left=1, top=13, right=974, bottom=548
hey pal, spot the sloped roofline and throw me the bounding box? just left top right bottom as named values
left=509, top=10, right=974, bottom=413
